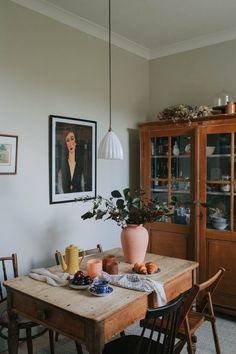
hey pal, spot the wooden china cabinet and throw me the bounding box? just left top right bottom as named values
left=139, top=114, right=236, bottom=315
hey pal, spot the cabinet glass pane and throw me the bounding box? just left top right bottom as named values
left=171, top=192, right=191, bottom=225
left=171, top=180, right=190, bottom=192
left=150, top=134, right=192, bottom=225
left=234, top=196, right=236, bottom=231
left=206, top=133, right=231, bottom=231
left=171, top=136, right=191, bottom=179
left=206, top=194, right=230, bottom=231
left=171, top=158, right=190, bottom=179
left=151, top=158, right=168, bottom=179
left=151, top=191, right=168, bottom=204
left=207, top=133, right=231, bottom=181
left=170, top=135, right=191, bottom=225
left=151, top=137, right=168, bottom=157
left=151, top=180, right=168, bottom=190
left=151, top=137, right=168, bottom=182
left=207, top=156, right=231, bottom=181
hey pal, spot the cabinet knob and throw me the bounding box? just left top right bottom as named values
left=36, top=309, right=47, bottom=321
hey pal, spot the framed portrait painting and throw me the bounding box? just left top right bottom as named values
left=0, top=134, right=18, bottom=175
left=49, top=115, right=97, bottom=204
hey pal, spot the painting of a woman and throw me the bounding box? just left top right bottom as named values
left=49, top=115, right=96, bottom=204
left=57, top=128, right=86, bottom=193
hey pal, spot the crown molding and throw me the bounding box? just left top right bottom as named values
left=150, top=27, right=236, bottom=59
left=10, top=0, right=236, bottom=60
left=10, top=0, right=150, bottom=59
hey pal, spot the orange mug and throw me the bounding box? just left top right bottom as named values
left=87, top=259, right=102, bottom=279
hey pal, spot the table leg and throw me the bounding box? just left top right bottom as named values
left=85, top=320, right=104, bottom=354
left=7, top=290, right=19, bottom=354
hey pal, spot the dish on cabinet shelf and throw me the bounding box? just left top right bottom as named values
left=212, top=217, right=228, bottom=230
left=212, top=223, right=228, bottom=230
left=220, top=184, right=230, bottom=192
left=206, top=146, right=215, bottom=156
left=185, top=144, right=191, bottom=154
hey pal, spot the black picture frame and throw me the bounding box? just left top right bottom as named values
left=49, top=115, right=97, bottom=204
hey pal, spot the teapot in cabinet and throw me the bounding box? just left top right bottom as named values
left=57, top=244, right=85, bottom=275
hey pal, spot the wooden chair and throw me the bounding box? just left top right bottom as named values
left=141, top=267, right=225, bottom=354
left=0, top=254, right=55, bottom=354
left=54, top=244, right=103, bottom=354
left=102, top=294, right=184, bottom=354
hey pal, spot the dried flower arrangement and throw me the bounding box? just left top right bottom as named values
left=158, top=104, right=213, bottom=123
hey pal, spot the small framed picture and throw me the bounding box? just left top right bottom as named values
left=49, top=115, right=97, bottom=204
left=0, top=134, right=18, bottom=175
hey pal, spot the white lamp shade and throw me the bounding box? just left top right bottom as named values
left=98, top=130, right=124, bottom=160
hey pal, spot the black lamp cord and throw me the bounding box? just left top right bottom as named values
left=108, top=0, right=112, bottom=131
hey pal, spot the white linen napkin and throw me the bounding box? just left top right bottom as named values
left=99, top=271, right=167, bottom=306
left=29, top=268, right=69, bottom=287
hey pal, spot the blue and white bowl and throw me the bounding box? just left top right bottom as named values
left=213, top=222, right=228, bottom=230
left=212, top=217, right=228, bottom=230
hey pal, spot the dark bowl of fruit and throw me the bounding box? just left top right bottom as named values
left=69, top=270, right=93, bottom=290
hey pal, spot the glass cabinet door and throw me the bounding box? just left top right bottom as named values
left=206, top=133, right=232, bottom=231
left=150, top=134, right=192, bottom=225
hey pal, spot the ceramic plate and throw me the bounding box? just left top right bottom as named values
left=69, top=280, right=92, bottom=290
left=132, top=268, right=161, bottom=277
left=88, top=286, right=113, bottom=297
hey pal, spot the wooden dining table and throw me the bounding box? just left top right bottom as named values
left=5, top=248, right=198, bottom=354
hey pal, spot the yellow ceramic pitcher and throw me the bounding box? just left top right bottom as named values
left=57, top=244, right=85, bottom=275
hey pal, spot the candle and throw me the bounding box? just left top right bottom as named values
left=102, top=255, right=116, bottom=272
left=87, top=259, right=102, bottom=279
left=106, top=261, right=118, bottom=275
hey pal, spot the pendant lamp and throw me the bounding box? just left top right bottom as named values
left=98, top=0, right=124, bottom=160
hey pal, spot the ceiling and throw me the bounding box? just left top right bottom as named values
left=12, top=0, right=236, bottom=59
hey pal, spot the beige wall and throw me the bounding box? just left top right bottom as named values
left=0, top=0, right=149, bottom=280
left=149, top=39, right=236, bottom=120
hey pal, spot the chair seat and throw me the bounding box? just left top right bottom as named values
left=0, top=299, right=47, bottom=343
left=141, top=310, right=205, bottom=338
left=0, top=300, right=39, bottom=328
left=178, top=311, right=205, bottom=336
left=0, top=253, right=53, bottom=353
left=103, top=335, right=163, bottom=354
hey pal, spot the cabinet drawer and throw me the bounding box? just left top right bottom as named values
left=12, top=291, right=86, bottom=341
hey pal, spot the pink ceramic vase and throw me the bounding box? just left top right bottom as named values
left=120, top=224, right=149, bottom=264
